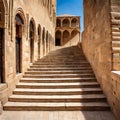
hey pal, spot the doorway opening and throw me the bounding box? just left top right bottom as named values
left=15, top=14, right=24, bottom=74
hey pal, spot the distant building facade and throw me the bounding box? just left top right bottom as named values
left=55, top=15, right=80, bottom=46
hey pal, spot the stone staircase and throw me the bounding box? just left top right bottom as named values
left=3, top=46, right=110, bottom=111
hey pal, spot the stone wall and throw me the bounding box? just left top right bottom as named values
left=111, top=0, right=120, bottom=119
left=112, top=72, right=120, bottom=120
left=0, top=0, right=56, bottom=106
left=82, top=0, right=120, bottom=119
left=82, top=0, right=113, bottom=114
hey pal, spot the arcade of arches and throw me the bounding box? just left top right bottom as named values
left=55, top=16, right=80, bottom=46
left=0, top=0, right=120, bottom=120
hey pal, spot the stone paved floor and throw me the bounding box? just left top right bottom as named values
left=0, top=111, right=116, bottom=120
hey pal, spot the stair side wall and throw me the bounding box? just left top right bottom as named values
left=82, top=0, right=114, bottom=117
left=111, top=0, right=120, bottom=119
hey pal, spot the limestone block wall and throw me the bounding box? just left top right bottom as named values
left=0, top=0, right=56, bottom=106
left=82, top=0, right=113, bottom=113
left=111, top=0, right=120, bottom=119
left=82, top=0, right=120, bottom=119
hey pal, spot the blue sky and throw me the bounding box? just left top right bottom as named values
left=57, top=0, right=84, bottom=31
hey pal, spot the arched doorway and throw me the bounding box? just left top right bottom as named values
left=0, top=0, right=5, bottom=82
left=55, top=30, right=61, bottom=46
left=29, top=19, right=35, bottom=63
left=38, top=25, right=41, bottom=59
left=62, top=19, right=70, bottom=27
left=15, top=14, right=24, bottom=74
left=56, top=19, right=61, bottom=27
left=46, top=31, right=49, bottom=53
left=63, top=30, right=70, bottom=45
left=42, top=27, right=45, bottom=55
left=71, top=18, right=78, bottom=27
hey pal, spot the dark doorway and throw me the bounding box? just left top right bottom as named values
left=38, top=25, right=41, bottom=59
left=16, top=37, right=21, bottom=73
left=55, top=38, right=61, bottom=46
left=15, top=14, right=24, bottom=74
left=0, top=28, right=3, bottom=83
left=30, top=21, right=35, bottom=63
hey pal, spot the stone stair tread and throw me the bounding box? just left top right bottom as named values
left=17, top=82, right=98, bottom=86
left=4, top=102, right=109, bottom=107
left=25, top=70, right=93, bottom=73
left=24, top=74, right=94, bottom=76
left=9, top=94, right=106, bottom=99
left=28, top=68, right=93, bottom=70
left=21, top=77, right=96, bottom=80
left=14, top=88, right=102, bottom=92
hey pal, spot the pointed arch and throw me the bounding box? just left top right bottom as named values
left=37, top=24, right=41, bottom=58
left=62, top=18, right=70, bottom=27
left=29, top=18, right=36, bottom=63
left=15, top=13, right=24, bottom=73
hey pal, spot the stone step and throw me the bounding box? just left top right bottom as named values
left=8, top=94, right=106, bottom=103
left=4, top=102, right=110, bottom=111
left=112, top=43, right=120, bottom=47
left=23, top=74, right=95, bottom=78
left=112, top=36, right=120, bottom=41
left=25, top=70, right=94, bottom=74
left=13, top=88, right=103, bottom=95
left=20, top=78, right=97, bottom=83
left=30, top=65, right=92, bottom=69
left=33, top=62, right=90, bottom=65
left=112, top=41, right=120, bottom=47
left=112, top=31, right=120, bottom=36
left=112, top=47, right=120, bottom=50
left=111, top=6, right=120, bottom=12
left=111, top=19, right=120, bottom=25
left=16, top=82, right=99, bottom=89
left=112, top=27, right=120, bottom=32
left=112, top=49, right=120, bottom=53
left=27, top=67, right=93, bottom=71
left=111, top=12, right=120, bottom=17
left=33, top=64, right=91, bottom=67
left=38, top=58, right=87, bottom=61
left=38, top=59, right=87, bottom=62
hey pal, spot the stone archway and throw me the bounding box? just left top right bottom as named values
left=15, top=14, right=24, bottom=74
left=56, top=19, right=61, bottom=27
left=55, top=30, right=61, bottom=46
left=71, top=18, right=79, bottom=28
left=46, top=31, right=49, bottom=53
left=37, top=24, right=41, bottom=59
left=62, top=19, right=70, bottom=27
left=29, top=18, right=35, bottom=63
left=42, top=27, right=45, bottom=55
left=63, top=30, right=70, bottom=45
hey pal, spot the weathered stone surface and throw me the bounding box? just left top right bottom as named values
left=0, top=0, right=56, bottom=108
left=82, top=0, right=120, bottom=119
